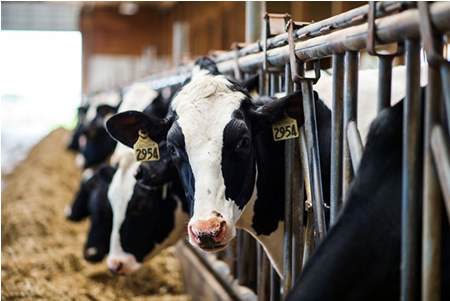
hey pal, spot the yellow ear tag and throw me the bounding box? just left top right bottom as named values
left=272, top=114, right=299, bottom=141
left=133, top=129, right=160, bottom=162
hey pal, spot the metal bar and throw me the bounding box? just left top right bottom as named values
left=378, top=56, right=393, bottom=112
left=440, top=65, right=450, bottom=135
left=431, top=126, right=450, bottom=224
left=245, top=1, right=263, bottom=44
left=216, top=2, right=450, bottom=74
left=401, top=39, right=422, bottom=301
left=422, top=59, right=443, bottom=301
left=292, top=136, right=305, bottom=282
left=347, top=121, right=364, bottom=174
left=343, top=51, right=359, bottom=196
left=301, top=80, right=327, bottom=241
left=330, top=53, right=344, bottom=226
left=302, top=209, right=315, bottom=266
left=283, top=63, right=293, bottom=296
left=270, top=266, right=280, bottom=301
left=215, top=2, right=415, bottom=63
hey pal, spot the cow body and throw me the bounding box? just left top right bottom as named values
left=65, top=164, right=115, bottom=262
left=286, top=97, right=450, bottom=300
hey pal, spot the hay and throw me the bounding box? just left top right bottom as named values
left=1, top=128, right=190, bottom=301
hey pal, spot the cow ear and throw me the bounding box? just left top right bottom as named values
left=249, top=90, right=303, bottom=134
left=240, top=74, right=259, bottom=94
left=106, top=110, right=172, bottom=148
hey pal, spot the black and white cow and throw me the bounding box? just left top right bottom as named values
left=65, top=164, right=116, bottom=262
left=77, top=90, right=122, bottom=168
left=67, top=103, right=89, bottom=152
left=286, top=96, right=450, bottom=300
left=106, top=72, right=332, bottom=276
left=106, top=145, right=189, bottom=275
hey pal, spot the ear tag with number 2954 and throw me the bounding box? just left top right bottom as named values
left=272, top=114, right=299, bottom=141
left=133, top=129, right=160, bottom=162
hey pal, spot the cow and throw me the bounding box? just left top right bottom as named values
left=106, top=72, right=333, bottom=277
left=286, top=95, right=450, bottom=301
left=76, top=90, right=122, bottom=168
left=65, top=163, right=116, bottom=262
left=67, top=103, right=89, bottom=152
left=106, top=145, right=189, bottom=275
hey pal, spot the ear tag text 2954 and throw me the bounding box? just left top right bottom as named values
left=272, top=114, right=299, bottom=141
left=133, top=129, right=160, bottom=161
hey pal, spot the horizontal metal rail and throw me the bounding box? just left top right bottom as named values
left=143, top=2, right=450, bottom=90
left=214, top=1, right=415, bottom=63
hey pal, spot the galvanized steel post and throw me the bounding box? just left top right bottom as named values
left=330, top=54, right=344, bottom=225
left=343, top=51, right=359, bottom=196
left=401, top=39, right=422, bottom=301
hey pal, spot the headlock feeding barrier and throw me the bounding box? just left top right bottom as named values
left=122, top=2, right=450, bottom=300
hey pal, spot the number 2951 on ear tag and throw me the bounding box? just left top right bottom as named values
left=272, top=115, right=299, bottom=141
left=133, top=129, right=160, bottom=162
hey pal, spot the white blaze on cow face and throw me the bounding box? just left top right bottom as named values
left=107, top=151, right=142, bottom=274
left=171, top=74, right=247, bottom=249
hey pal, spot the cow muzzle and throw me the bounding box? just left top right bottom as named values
left=107, top=256, right=141, bottom=275
left=188, top=217, right=228, bottom=251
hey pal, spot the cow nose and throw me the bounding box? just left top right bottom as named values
left=108, top=260, right=124, bottom=275
left=189, top=218, right=227, bottom=250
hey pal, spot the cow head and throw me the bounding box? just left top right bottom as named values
left=107, top=74, right=300, bottom=253
left=66, top=164, right=116, bottom=262
left=106, top=149, right=187, bottom=275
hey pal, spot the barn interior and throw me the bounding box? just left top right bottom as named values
left=2, top=1, right=449, bottom=301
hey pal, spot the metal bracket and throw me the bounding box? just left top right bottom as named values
left=263, top=13, right=292, bottom=72
left=418, top=2, right=449, bottom=66
left=232, top=42, right=248, bottom=80
left=367, top=1, right=404, bottom=57
left=287, top=19, right=321, bottom=84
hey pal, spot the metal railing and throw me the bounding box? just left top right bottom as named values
left=130, top=2, right=450, bottom=300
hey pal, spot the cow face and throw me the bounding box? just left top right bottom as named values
left=66, top=164, right=115, bottom=262
left=107, top=74, right=298, bottom=253
left=106, top=151, right=187, bottom=275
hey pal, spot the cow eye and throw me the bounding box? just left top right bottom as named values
left=236, top=137, right=250, bottom=151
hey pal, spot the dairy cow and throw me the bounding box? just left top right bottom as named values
left=106, top=144, right=189, bottom=275
left=77, top=90, right=122, bottom=168
left=106, top=72, right=332, bottom=276
left=65, top=164, right=116, bottom=262
left=286, top=96, right=450, bottom=300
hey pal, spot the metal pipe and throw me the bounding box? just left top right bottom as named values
left=330, top=53, right=344, bottom=226
left=283, top=63, right=293, bottom=295
left=302, top=209, right=315, bottom=266
left=270, top=266, right=281, bottom=301
left=347, top=121, right=364, bottom=174
left=245, top=1, right=264, bottom=44
left=401, top=39, right=422, bottom=301
left=440, top=64, right=450, bottom=135
left=216, top=2, right=416, bottom=63
left=292, top=136, right=305, bottom=282
left=216, top=2, right=450, bottom=74
left=343, top=51, right=359, bottom=196
left=431, top=125, right=450, bottom=223
left=301, top=80, right=327, bottom=241
left=378, top=56, right=393, bottom=112
left=422, top=60, right=443, bottom=301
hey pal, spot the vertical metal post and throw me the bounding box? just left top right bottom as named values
left=292, top=136, right=304, bottom=281
left=440, top=65, right=450, bottom=135
left=431, top=126, right=450, bottom=216
left=283, top=63, right=293, bottom=296
left=300, top=80, right=327, bottom=241
left=330, top=54, right=344, bottom=225
left=378, top=56, right=393, bottom=113
left=422, top=55, right=443, bottom=301
left=401, top=39, right=422, bottom=301
left=245, top=1, right=263, bottom=44
left=343, top=51, right=359, bottom=196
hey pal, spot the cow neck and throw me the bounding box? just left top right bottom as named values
left=236, top=128, right=286, bottom=277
